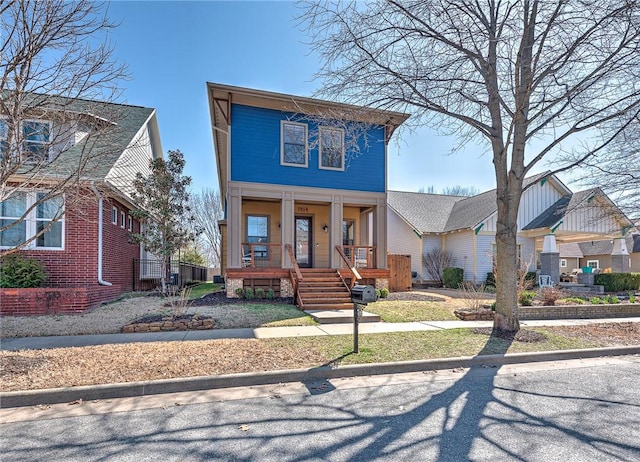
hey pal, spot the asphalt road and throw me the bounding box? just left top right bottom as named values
left=2, top=355, right=640, bottom=461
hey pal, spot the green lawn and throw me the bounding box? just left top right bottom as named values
left=366, top=300, right=458, bottom=322
left=268, top=328, right=598, bottom=365
left=187, top=282, right=223, bottom=299
left=244, top=303, right=319, bottom=327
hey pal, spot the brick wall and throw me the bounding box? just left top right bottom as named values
left=519, top=303, right=640, bottom=320
left=5, top=191, right=142, bottom=310
left=0, top=285, right=122, bottom=316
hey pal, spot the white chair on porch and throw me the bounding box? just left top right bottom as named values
left=241, top=245, right=252, bottom=267
left=538, top=275, right=553, bottom=288
left=354, top=248, right=368, bottom=268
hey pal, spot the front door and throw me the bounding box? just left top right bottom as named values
left=295, top=216, right=312, bottom=268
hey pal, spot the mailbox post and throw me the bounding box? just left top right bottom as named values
left=350, top=284, right=376, bottom=353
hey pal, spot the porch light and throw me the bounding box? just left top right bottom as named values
left=322, top=224, right=328, bottom=233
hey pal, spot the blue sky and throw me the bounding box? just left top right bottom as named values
left=104, top=1, right=550, bottom=196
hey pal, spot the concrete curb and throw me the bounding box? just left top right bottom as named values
left=2, top=345, right=639, bottom=409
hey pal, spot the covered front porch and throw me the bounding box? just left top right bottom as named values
left=220, top=183, right=390, bottom=303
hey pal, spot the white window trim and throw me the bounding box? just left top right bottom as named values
left=21, top=119, right=52, bottom=163
left=112, top=207, right=118, bottom=225
left=586, top=260, right=600, bottom=269
left=280, top=121, right=308, bottom=168
left=120, top=210, right=125, bottom=228
left=318, top=126, right=345, bottom=171
left=128, top=215, right=133, bottom=232
left=0, top=191, right=65, bottom=251
left=560, top=259, right=567, bottom=268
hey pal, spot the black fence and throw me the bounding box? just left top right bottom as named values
left=133, top=259, right=208, bottom=291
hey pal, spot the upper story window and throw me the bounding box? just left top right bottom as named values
left=281, top=121, right=308, bottom=167
left=120, top=210, right=126, bottom=228
left=22, top=120, right=51, bottom=163
left=319, top=127, right=345, bottom=171
left=128, top=215, right=133, bottom=232
left=0, top=191, right=64, bottom=249
left=112, top=207, right=118, bottom=225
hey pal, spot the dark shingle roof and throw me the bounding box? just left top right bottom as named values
left=388, top=190, right=463, bottom=233
left=558, top=243, right=584, bottom=258
left=443, top=189, right=496, bottom=232
left=576, top=235, right=636, bottom=256
left=5, top=92, right=155, bottom=181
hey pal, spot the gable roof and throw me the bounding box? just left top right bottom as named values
left=558, top=243, right=584, bottom=258
left=388, top=190, right=463, bottom=233
left=522, top=189, right=597, bottom=230
left=560, top=235, right=638, bottom=257
left=4, top=92, right=159, bottom=182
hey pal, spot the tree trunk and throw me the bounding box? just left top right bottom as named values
left=493, top=177, right=522, bottom=333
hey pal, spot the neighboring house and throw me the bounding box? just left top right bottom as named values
left=560, top=234, right=640, bottom=273
left=1, top=95, right=163, bottom=315
left=388, top=172, right=635, bottom=285
left=207, top=82, right=409, bottom=308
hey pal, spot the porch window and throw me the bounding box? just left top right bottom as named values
left=246, top=215, right=269, bottom=260
left=319, top=126, right=344, bottom=170
left=281, top=121, right=307, bottom=167
left=560, top=259, right=567, bottom=268
left=342, top=220, right=355, bottom=245
left=586, top=260, right=599, bottom=269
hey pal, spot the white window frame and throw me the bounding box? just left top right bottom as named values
left=0, top=191, right=64, bottom=250
left=318, top=126, right=345, bottom=171
left=560, top=259, right=567, bottom=268
left=112, top=206, right=118, bottom=225
left=586, top=260, right=600, bottom=269
left=21, top=119, right=52, bottom=163
left=120, top=210, right=125, bottom=228
left=128, top=215, right=133, bottom=232
left=280, top=121, right=308, bottom=168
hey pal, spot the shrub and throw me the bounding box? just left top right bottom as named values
left=605, top=295, right=620, bottom=304
left=590, top=297, right=604, bottom=304
left=629, top=292, right=636, bottom=304
left=539, top=287, right=562, bottom=306
left=561, top=297, right=586, bottom=305
left=255, top=288, right=265, bottom=299
left=244, top=288, right=254, bottom=300
left=525, top=271, right=538, bottom=287
left=0, top=254, right=47, bottom=288
left=266, top=288, right=275, bottom=300
left=380, top=287, right=389, bottom=298
left=443, top=267, right=464, bottom=289
left=594, top=273, right=640, bottom=292
left=375, top=288, right=381, bottom=299
left=518, top=290, right=536, bottom=306
left=234, top=287, right=245, bottom=298
left=485, top=272, right=496, bottom=287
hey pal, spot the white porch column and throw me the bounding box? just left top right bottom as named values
left=281, top=193, right=295, bottom=268
left=373, top=199, right=388, bottom=269
left=611, top=237, right=630, bottom=273
left=329, top=199, right=343, bottom=268
left=227, top=189, right=242, bottom=268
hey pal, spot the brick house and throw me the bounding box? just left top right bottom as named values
left=1, top=96, right=163, bottom=315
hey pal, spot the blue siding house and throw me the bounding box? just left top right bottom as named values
left=207, top=83, right=409, bottom=308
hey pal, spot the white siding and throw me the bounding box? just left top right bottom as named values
left=558, top=197, right=625, bottom=235
left=476, top=234, right=494, bottom=282
left=482, top=179, right=564, bottom=232
left=443, top=231, right=475, bottom=281
left=421, top=234, right=443, bottom=281
left=387, top=208, right=422, bottom=276
left=106, top=123, right=154, bottom=200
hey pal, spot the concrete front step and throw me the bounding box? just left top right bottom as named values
left=304, top=309, right=381, bottom=324
left=303, top=303, right=355, bottom=311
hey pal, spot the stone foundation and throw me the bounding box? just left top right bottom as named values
left=280, top=278, right=293, bottom=298
left=375, top=278, right=389, bottom=290
left=226, top=278, right=243, bottom=297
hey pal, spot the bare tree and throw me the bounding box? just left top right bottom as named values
left=301, top=0, right=640, bottom=332
left=190, top=188, right=224, bottom=268
left=419, top=185, right=479, bottom=196
left=422, top=248, right=455, bottom=286
left=1, top=0, right=127, bottom=255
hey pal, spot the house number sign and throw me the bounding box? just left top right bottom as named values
left=297, top=206, right=309, bottom=213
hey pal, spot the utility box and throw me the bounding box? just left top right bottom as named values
left=351, top=284, right=376, bottom=304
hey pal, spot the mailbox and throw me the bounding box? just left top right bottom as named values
left=351, top=284, right=377, bottom=304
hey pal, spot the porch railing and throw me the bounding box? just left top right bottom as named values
left=342, top=245, right=377, bottom=269
left=242, top=243, right=283, bottom=268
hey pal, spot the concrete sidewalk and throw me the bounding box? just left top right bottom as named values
left=2, top=317, right=640, bottom=351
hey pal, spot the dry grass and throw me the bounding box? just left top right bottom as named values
left=1, top=323, right=638, bottom=393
